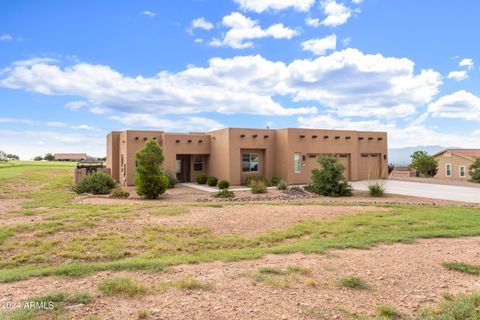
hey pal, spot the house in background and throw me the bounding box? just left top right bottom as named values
left=433, top=149, right=480, bottom=180
left=54, top=153, right=88, bottom=162
left=107, top=127, right=388, bottom=186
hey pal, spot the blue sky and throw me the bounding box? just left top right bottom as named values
left=1, top=0, right=479, bottom=158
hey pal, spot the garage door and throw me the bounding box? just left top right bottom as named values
left=336, top=154, right=351, bottom=180
left=306, top=153, right=351, bottom=180
left=358, top=153, right=381, bottom=180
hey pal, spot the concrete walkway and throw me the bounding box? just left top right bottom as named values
left=351, top=180, right=480, bottom=204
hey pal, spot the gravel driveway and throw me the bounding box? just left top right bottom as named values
left=351, top=180, right=480, bottom=204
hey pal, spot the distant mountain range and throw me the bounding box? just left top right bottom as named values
left=388, top=145, right=446, bottom=165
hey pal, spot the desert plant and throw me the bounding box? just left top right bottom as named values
left=271, top=176, right=281, bottom=186
left=337, top=276, right=369, bottom=289
left=213, top=189, right=235, bottom=198
left=469, top=157, right=480, bottom=183
left=368, top=181, right=385, bottom=197
left=207, top=176, right=219, bottom=187
left=307, top=155, right=352, bottom=197
left=277, top=180, right=288, bottom=190
left=165, top=171, right=178, bottom=188
left=245, top=175, right=270, bottom=187
left=410, top=151, right=438, bottom=177
left=217, top=179, right=230, bottom=189
left=109, top=188, right=130, bottom=199
left=196, top=173, right=208, bottom=184
left=137, top=310, right=148, bottom=319
left=377, top=305, right=401, bottom=319
left=74, top=171, right=117, bottom=195
left=250, top=180, right=267, bottom=194
left=98, top=277, right=149, bottom=297
left=135, top=139, right=169, bottom=199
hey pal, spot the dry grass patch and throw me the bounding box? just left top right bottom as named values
left=337, top=276, right=370, bottom=289
left=98, top=276, right=150, bottom=297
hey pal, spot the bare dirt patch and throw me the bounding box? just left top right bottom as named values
left=153, top=204, right=390, bottom=236
left=0, top=199, right=44, bottom=226
left=1, top=237, right=479, bottom=319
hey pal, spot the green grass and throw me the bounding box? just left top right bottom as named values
left=98, top=277, right=149, bottom=297
left=174, top=278, right=213, bottom=291
left=337, top=276, right=370, bottom=289
left=1, top=161, right=480, bottom=285
left=442, top=262, right=480, bottom=275
left=377, top=305, right=401, bottom=319
left=419, top=292, right=480, bottom=319
left=137, top=309, right=149, bottom=319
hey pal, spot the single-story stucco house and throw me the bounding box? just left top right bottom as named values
left=433, top=149, right=480, bottom=179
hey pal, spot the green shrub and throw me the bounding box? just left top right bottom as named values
left=207, top=176, right=218, bottom=187
left=337, top=276, right=369, bottom=289
left=135, top=139, right=169, bottom=199
left=469, top=158, right=480, bottom=183
left=109, top=188, right=130, bottom=199
left=368, top=181, right=385, bottom=197
left=377, top=305, right=401, bottom=319
left=137, top=310, right=148, bottom=319
left=165, top=171, right=178, bottom=189
left=277, top=180, right=288, bottom=190
left=251, top=180, right=267, bottom=194
left=245, top=175, right=270, bottom=187
left=74, top=172, right=117, bottom=195
left=213, top=189, right=235, bottom=198
left=271, top=176, right=281, bottom=186
left=307, top=155, right=352, bottom=197
left=410, top=150, right=438, bottom=177
left=196, top=173, right=208, bottom=184
left=217, top=179, right=230, bottom=189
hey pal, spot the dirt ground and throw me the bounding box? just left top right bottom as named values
left=151, top=205, right=390, bottom=236
left=1, top=237, right=479, bottom=320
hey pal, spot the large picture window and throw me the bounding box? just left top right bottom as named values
left=294, top=153, right=301, bottom=173
left=242, top=153, right=259, bottom=172
left=193, top=155, right=203, bottom=172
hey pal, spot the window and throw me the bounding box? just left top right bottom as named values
left=176, top=159, right=181, bottom=174
left=460, top=165, right=466, bottom=177
left=294, top=153, right=301, bottom=173
left=193, top=155, right=203, bottom=171
left=446, top=163, right=452, bottom=177
left=242, top=153, right=259, bottom=172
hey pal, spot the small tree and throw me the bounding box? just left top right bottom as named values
left=6, top=154, right=19, bottom=160
left=0, top=151, right=7, bottom=162
left=307, top=155, right=352, bottom=197
left=44, top=153, right=55, bottom=161
left=409, top=151, right=438, bottom=177
left=135, top=139, right=169, bottom=199
left=469, top=157, right=480, bottom=183
left=34, top=156, right=43, bottom=161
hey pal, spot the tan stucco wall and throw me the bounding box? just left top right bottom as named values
left=107, top=127, right=388, bottom=186
left=434, top=153, right=472, bottom=180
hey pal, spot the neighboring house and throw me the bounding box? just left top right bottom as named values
left=433, top=149, right=480, bottom=180
left=53, top=153, right=88, bottom=162
left=107, top=128, right=388, bottom=186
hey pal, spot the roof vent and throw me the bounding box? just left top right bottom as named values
left=346, top=136, right=351, bottom=140
left=175, top=139, right=180, bottom=143
left=135, top=137, right=139, bottom=141
left=324, top=135, right=329, bottom=139
left=299, top=135, right=305, bottom=139
left=264, top=135, right=269, bottom=139
left=312, top=135, right=318, bottom=139
left=187, top=139, right=192, bottom=143
left=368, top=137, right=374, bottom=140
left=378, top=137, right=383, bottom=141
left=240, top=134, right=246, bottom=138
left=335, top=136, right=340, bottom=139
left=359, top=137, right=364, bottom=140
left=252, top=134, right=258, bottom=138
left=198, top=140, right=203, bottom=143
left=143, top=137, right=148, bottom=141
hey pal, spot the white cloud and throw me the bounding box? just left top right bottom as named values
left=351, top=0, right=362, bottom=4
left=194, top=38, right=203, bottom=43
left=305, top=17, right=320, bottom=27
left=1, top=49, right=442, bottom=119
left=320, top=0, right=352, bottom=27
left=191, top=17, right=214, bottom=30
left=46, top=121, right=68, bottom=128
left=342, top=37, right=351, bottom=47
left=459, top=58, right=474, bottom=70
left=301, top=34, right=336, bottom=55
left=110, top=114, right=224, bottom=132
left=0, top=118, right=35, bottom=125
left=234, top=0, right=315, bottom=13
left=65, top=101, right=88, bottom=111
left=287, top=48, right=442, bottom=118
left=447, top=70, right=468, bottom=81
left=0, top=130, right=105, bottom=159
left=297, top=114, right=480, bottom=149
left=210, top=12, right=298, bottom=49
left=139, top=11, right=156, bottom=17
left=428, top=90, right=480, bottom=121
left=0, top=34, right=13, bottom=41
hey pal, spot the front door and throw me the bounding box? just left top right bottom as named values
left=176, top=155, right=191, bottom=182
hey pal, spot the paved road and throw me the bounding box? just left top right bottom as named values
left=351, top=180, right=480, bottom=204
